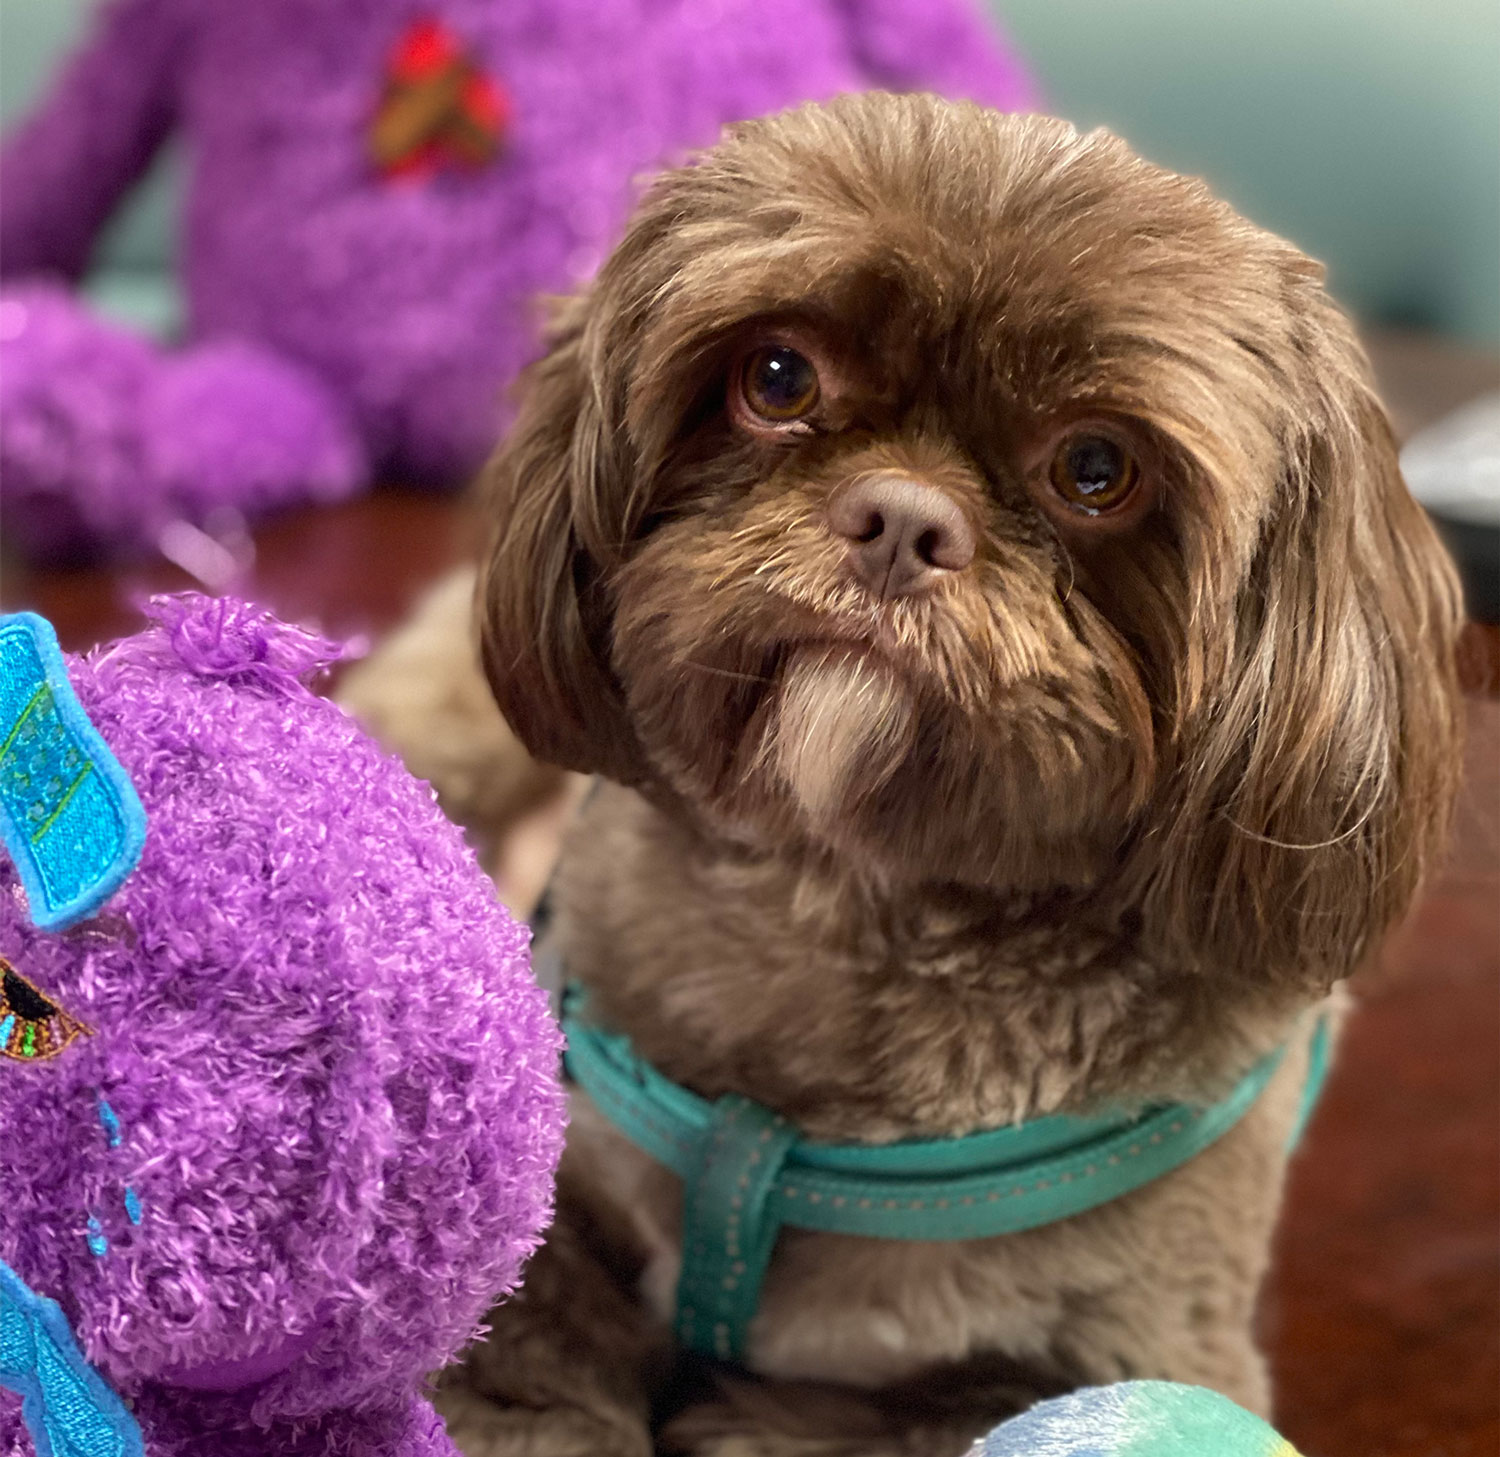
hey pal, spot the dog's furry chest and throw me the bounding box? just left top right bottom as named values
left=564, top=1022, right=1314, bottom=1404
left=551, top=787, right=1334, bottom=1409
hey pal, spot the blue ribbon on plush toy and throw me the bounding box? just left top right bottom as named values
left=0, top=612, right=148, bottom=1455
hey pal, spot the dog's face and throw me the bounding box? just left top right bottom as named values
left=479, top=95, right=1462, bottom=979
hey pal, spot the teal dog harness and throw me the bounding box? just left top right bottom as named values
left=561, top=986, right=1330, bottom=1363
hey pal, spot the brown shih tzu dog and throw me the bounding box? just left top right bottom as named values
left=348, top=93, right=1464, bottom=1455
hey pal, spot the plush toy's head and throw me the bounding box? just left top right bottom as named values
left=0, top=596, right=564, bottom=1429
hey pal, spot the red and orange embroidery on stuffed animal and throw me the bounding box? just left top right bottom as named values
left=371, top=17, right=511, bottom=178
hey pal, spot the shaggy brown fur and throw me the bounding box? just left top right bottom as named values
left=337, top=568, right=568, bottom=862
left=363, top=94, right=1465, bottom=1454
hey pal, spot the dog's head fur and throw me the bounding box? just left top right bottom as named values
left=477, top=93, right=1462, bottom=984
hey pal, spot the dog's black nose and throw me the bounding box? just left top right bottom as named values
left=826, top=475, right=976, bottom=599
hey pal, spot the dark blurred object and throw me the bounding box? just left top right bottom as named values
left=1399, top=394, right=1500, bottom=623
left=1434, top=514, right=1500, bottom=624
left=1458, top=623, right=1500, bottom=696
left=1369, top=331, right=1500, bottom=625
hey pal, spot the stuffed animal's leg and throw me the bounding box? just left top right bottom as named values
left=388, top=1400, right=467, bottom=1457
left=436, top=1173, right=669, bottom=1457
left=0, top=283, right=364, bottom=560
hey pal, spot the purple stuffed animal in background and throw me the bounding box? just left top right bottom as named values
left=0, top=595, right=565, bottom=1456
left=0, top=0, right=1036, bottom=561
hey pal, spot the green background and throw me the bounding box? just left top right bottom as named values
left=1001, top=0, right=1500, bottom=346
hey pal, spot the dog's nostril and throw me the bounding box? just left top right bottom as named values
left=914, top=528, right=942, bottom=566
left=857, top=512, right=885, bottom=545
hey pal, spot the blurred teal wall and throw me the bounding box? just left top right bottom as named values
left=0, top=0, right=181, bottom=333
left=4, top=0, right=1497, bottom=345
left=1000, top=0, right=1500, bottom=346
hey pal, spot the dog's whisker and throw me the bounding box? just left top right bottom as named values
left=681, top=659, right=777, bottom=684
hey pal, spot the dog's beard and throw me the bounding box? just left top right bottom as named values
left=769, top=648, right=917, bottom=831
left=614, top=551, right=1143, bottom=887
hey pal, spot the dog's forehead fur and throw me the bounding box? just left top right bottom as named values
left=624, top=108, right=1302, bottom=411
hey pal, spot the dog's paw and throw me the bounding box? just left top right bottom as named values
left=671, top=1442, right=844, bottom=1457
left=665, top=1438, right=941, bottom=1457
left=660, top=1398, right=978, bottom=1457
left=437, top=1384, right=653, bottom=1457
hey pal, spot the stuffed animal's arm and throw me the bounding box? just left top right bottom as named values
left=0, top=0, right=194, bottom=281
left=831, top=0, right=1041, bottom=113
left=0, top=284, right=366, bottom=559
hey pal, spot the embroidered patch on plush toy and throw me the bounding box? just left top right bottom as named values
left=371, top=17, right=511, bottom=178
left=0, top=1259, right=145, bottom=1457
left=95, top=1097, right=145, bottom=1246
left=0, top=613, right=147, bottom=932
left=0, top=959, right=90, bottom=1063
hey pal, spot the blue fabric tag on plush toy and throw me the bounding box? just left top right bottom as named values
left=0, top=1260, right=144, bottom=1457
left=0, top=615, right=146, bottom=931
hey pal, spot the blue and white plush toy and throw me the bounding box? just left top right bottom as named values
left=973, top=1382, right=1301, bottom=1456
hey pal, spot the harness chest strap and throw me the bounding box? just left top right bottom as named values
left=561, top=987, right=1331, bottom=1363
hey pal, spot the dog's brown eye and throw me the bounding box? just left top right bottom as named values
left=1048, top=433, right=1139, bottom=514
left=740, top=346, right=820, bottom=422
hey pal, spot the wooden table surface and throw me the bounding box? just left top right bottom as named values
left=2, top=332, right=1497, bottom=1457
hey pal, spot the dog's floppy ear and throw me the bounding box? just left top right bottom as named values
left=474, top=297, right=648, bottom=785
left=1138, top=279, right=1465, bottom=983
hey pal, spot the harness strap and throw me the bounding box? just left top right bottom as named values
left=562, top=987, right=1330, bottom=1362
left=676, top=1096, right=799, bottom=1360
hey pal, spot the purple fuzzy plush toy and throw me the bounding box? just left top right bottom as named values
left=0, top=595, right=566, bottom=1456
left=0, top=0, right=1035, bottom=561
